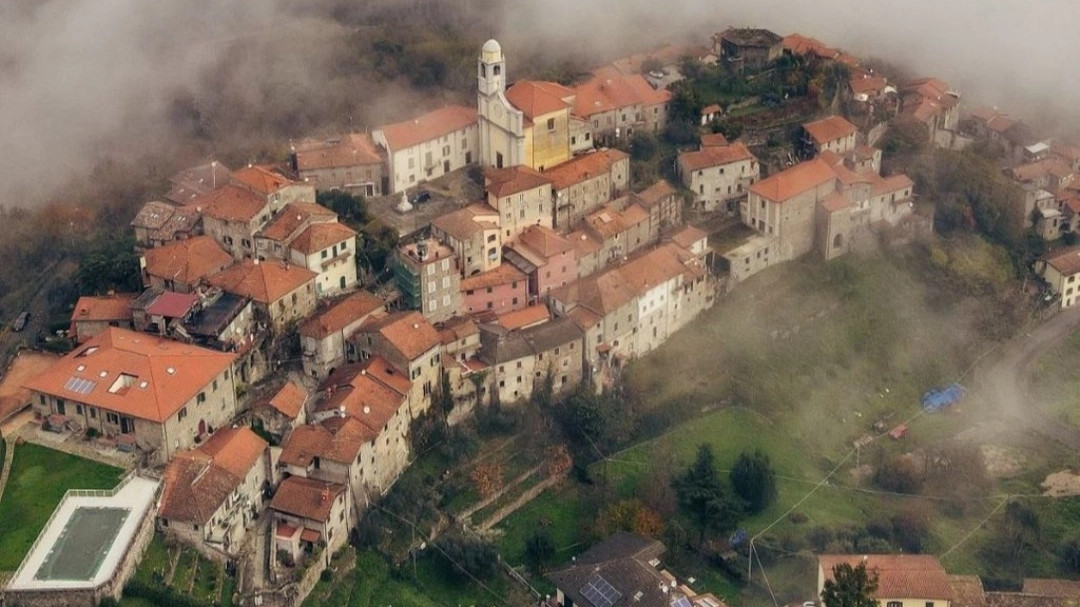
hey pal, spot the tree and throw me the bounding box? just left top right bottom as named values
left=730, top=450, right=778, bottom=514
left=77, top=236, right=141, bottom=294
left=821, top=562, right=879, bottom=607
left=437, top=534, right=499, bottom=580
left=317, top=190, right=367, bottom=225
left=524, top=529, right=556, bottom=574
left=671, top=444, right=740, bottom=548
left=1059, top=535, right=1080, bottom=573
left=360, top=225, right=400, bottom=276
left=595, top=499, right=664, bottom=538
left=436, top=368, right=454, bottom=416
left=629, top=132, right=659, bottom=162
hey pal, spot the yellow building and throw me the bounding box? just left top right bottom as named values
left=477, top=39, right=573, bottom=171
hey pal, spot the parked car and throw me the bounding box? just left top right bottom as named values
left=410, top=190, right=432, bottom=205
left=13, top=311, right=30, bottom=332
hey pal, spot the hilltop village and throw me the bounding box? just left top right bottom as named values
left=5, top=23, right=1080, bottom=607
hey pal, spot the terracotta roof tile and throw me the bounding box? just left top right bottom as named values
left=207, top=259, right=317, bottom=304
left=378, top=106, right=477, bottom=151
left=437, top=316, right=479, bottom=344
left=461, top=264, right=527, bottom=292
left=293, top=133, right=383, bottom=171
left=497, top=305, right=551, bottom=331
left=71, top=294, right=137, bottom=323
left=290, top=222, right=358, bottom=256
left=818, top=555, right=953, bottom=601
left=679, top=142, right=755, bottom=172
left=279, top=417, right=367, bottom=467
left=586, top=203, right=649, bottom=239
left=359, top=311, right=441, bottom=361
left=259, top=202, right=336, bottom=243
left=159, top=428, right=267, bottom=524
left=270, top=476, right=344, bottom=522
left=318, top=358, right=409, bottom=430
left=804, top=115, right=858, bottom=146
left=506, top=80, right=573, bottom=119
left=669, top=225, right=708, bottom=250
left=634, top=180, right=676, bottom=208
left=166, top=162, right=232, bottom=205
left=131, top=201, right=178, bottom=231
left=1022, top=579, right=1080, bottom=597
left=196, top=184, right=269, bottom=222
left=544, top=149, right=629, bottom=191
left=24, top=327, right=236, bottom=423
left=145, top=291, right=200, bottom=318
left=232, top=165, right=297, bottom=196
left=821, top=192, right=851, bottom=213
left=969, top=106, right=1004, bottom=123
left=431, top=204, right=499, bottom=241
left=299, top=291, right=385, bottom=339
left=946, top=575, right=986, bottom=607
left=572, top=68, right=671, bottom=118
left=750, top=158, right=837, bottom=202
left=486, top=165, right=552, bottom=198
left=265, top=381, right=308, bottom=419
left=782, top=33, right=838, bottom=59
left=700, top=133, right=729, bottom=147
left=517, top=225, right=574, bottom=258
left=143, top=236, right=233, bottom=287
left=1044, top=246, right=1080, bottom=275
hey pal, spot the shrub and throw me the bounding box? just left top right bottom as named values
left=730, top=450, right=778, bottom=514
left=873, top=455, right=922, bottom=495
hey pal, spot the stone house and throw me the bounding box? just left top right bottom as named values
left=198, top=185, right=275, bottom=260
left=158, top=426, right=269, bottom=559
left=900, top=78, right=960, bottom=148
left=571, top=67, right=672, bottom=142
left=254, top=201, right=358, bottom=297
left=291, top=133, right=386, bottom=197
left=479, top=316, right=584, bottom=403
left=131, top=201, right=202, bottom=251
left=253, top=380, right=309, bottom=440
left=677, top=142, right=759, bottom=212
left=270, top=476, right=350, bottom=562
left=206, top=259, right=318, bottom=331
left=25, top=328, right=238, bottom=465
left=802, top=115, right=858, bottom=156
left=352, top=311, right=441, bottom=418
left=299, top=291, right=386, bottom=380
left=503, top=225, right=577, bottom=300
left=182, top=290, right=267, bottom=386
left=582, top=200, right=653, bottom=266
left=1036, top=246, right=1080, bottom=308
left=634, top=180, right=682, bottom=236
left=485, top=166, right=554, bottom=242
left=713, top=27, right=783, bottom=72
left=743, top=157, right=839, bottom=266
left=69, top=293, right=138, bottom=343
left=231, top=165, right=316, bottom=217
left=430, top=203, right=503, bottom=277
left=393, top=239, right=461, bottom=323
left=460, top=264, right=530, bottom=314
left=546, top=149, right=631, bottom=229
left=373, top=105, right=479, bottom=194
left=142, top=236, right=234, bottom=294
left=255, top=202, right=336, bottom=262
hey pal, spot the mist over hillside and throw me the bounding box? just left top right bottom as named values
left=0, top=0, right=1074, bottom=209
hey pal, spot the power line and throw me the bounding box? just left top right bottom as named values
left=939, top=495, right=1010, bottom=560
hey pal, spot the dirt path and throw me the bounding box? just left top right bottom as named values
left=478, top=473, right=565, bottom=531
left=967, top=306, right=1080, bottom=449
left=0, top=437, right=16, bottom=505
left=0, top=351, right=58, bottom=423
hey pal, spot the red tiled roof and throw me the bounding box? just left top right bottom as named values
left=299, top=291, right=385, bottom=339
left=818, top=555, right=953, bottom=601
left=461, top=264, right=527, bottom=292
left=545, top=149, right=629, bottom=191
left=71, top=294, right=137, bottom=323
left=872, top=174, right=914, bottom=197
left=804, top=115, right=858, bottom=146
left=969, top=106, right=1004, bottom=123
left=518, top=225, right=574, bottom=258
left=679, top=142, right=755, bottom=171
left=572, top=67, right=671, bottom=118
left=782, top=33, right=838, bottom=59
left=318, top=358, right=409, bottom=429
left=259, top=202, right=336, bottom=243
left=293, top=133, right=382, bottom=171
left=1044, top=246, right=1080, bottom=276
left=700, top=133, right=729, bottom=147
left=290, top=222, right=358, bottom=256
left=669, top=226, right=708, bottom=250
left=850, top=73, right=889, bottom=97
left=144, top=236, right=234, bottom=287
left=378, top=106, right=477, bottom=151
left=1022, top=579, right=1080, bottom=597
left=159, top=427, right=267, bottom=524
left=207, top=259, right=316, bottom=304
left=506, top=80, right=573, bottom=119
left=146, top=291, right=200, bottom=318
left=750, top=158, right=836, bottom=202
left=431, top=204, right=499, bottom=241
left=196, top=184, right=269, bottom=222
left=821, top=192, right=851, bottom=213
left=486, top=165, right=552, bottom=198
left=270, top=476, right=344, bottom=522
left=635, top=180, right=676, bottom=208
left=359, top=311, right=441, bottom=361
left=232, top=165, right=297, bottom=196
left=266, top=381, right=307, bottom=419
left=24, top=327, right=236, bottom=423
left=497, top=305, right=551, bottom=331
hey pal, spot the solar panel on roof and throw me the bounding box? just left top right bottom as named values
left=63, top=376, right=97, bottom=395
left=581, top=574, right=622, bottom=607
left=673, top=596, right=693, bottom=607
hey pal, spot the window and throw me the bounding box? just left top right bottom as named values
left=178, top=407, right=188, bottom=421
left=887, top=602, right=902, bottom=607
left=322, top=249, right=328, bottom=259
left=547, top=118, right=555, bottom=131
left=212, top=380, right=218, bottom=391
left=107, top=412, right=119, bottom=424
left=197, top=392, right=206, bottom=404
left=443, top=145, right=450, bottom=157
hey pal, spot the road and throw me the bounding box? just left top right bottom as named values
left=969, top=306, right=1080, bottom=449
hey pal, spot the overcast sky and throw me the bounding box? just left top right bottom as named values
left=0, top=0, right=1075, bottom=208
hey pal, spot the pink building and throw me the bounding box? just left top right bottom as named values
left=503, top=225, right=577, bottom=301
left=461, top=264, right=529, bottom=314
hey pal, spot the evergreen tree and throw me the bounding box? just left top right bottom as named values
left=730, top=450, right=778, bottom=514
left=672, top=444, right=739, bottom=548
left=821, top=562, right=878, bottom=607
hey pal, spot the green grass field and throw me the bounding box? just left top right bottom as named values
left=0, top=442, right=123, bottom=571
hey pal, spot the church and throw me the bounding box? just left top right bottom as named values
left=477, top=40, right=595, bottom=172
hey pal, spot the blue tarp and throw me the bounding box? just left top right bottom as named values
left=921, top=383, right=965, bottom=412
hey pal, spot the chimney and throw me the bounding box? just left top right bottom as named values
left=417, top=240, right=429, bottom=261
